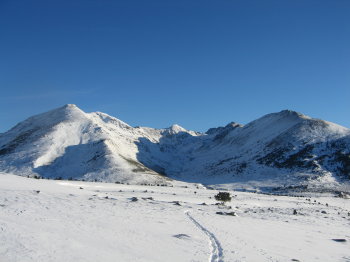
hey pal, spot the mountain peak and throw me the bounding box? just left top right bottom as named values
left=205, top=122, right=242, bottom=135
left=252, top=110, right=310, bottom=127
left=169, top=124, right=185, bottom=130
left=64, top=103, right=78, bottom=108
left=225, top=122, right=243, bottom=128
left=277, top=109, right=309, bottom=119
left=60, top=104, right=85, bottom=113
left=49, top=103, right=86, bottom=119
left=165, top=124, right=187, bottom=134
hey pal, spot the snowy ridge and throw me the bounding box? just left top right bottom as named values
left=0, top=105, right=349, bottom=192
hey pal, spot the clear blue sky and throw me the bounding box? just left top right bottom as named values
left=0, top=0, right=349, bottom=132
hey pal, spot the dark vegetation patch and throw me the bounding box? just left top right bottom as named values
left=258, top=144, right=319, bottom=170
left=257, top=147, right=291, bottom=166
left=87, top=152, right=104, bottom=162
left=0, top=128, right=38, bottom=156
left=334, top=151, right=350, bottom=178
left=121, top=156, right=167, bottom=176
left=236, top=162, right=247, bottom=173
left=209, top=155, right=248, bottom=175
left=214, top=192, right=232, bottom=202
left=215, top=157, right=234, bottom=166
left=280, top=145, right=316, bottom=169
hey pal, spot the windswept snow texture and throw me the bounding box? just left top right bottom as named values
left=0, top=173, right=349, bottom=262
left=0, top=104, right=350, bottom=192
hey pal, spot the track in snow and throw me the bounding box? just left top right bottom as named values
left=185, top=211, right=224, bottom=262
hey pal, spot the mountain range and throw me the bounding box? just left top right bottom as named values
left=0, top=104, right=349, bottom=192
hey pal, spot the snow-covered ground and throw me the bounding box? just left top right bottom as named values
left=0, top=173, right=349, bottom=262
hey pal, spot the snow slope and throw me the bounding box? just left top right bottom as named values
left=0, top=104, right=173, bottom=184
left=0, top=173, right=349, bottom=262
left=0, top=105, right=349, bottom=192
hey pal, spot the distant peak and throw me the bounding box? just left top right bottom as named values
left=169, top=124, right=186, bottom=132
left=247, top=110, right=311, bottom=129
left=279, top=109, right=301, bottom=115
left=164, top=124, right=187, bottom=135
left=56, top=104, right=82, bottom=112
left=44, top=104, right=86, bottom=120
left=280, top=110, right=314, bottom=120
left=259, top=109, right=309, bottom=121
left=206, top=121, right=242, bottom=135
left=225, top=122, right=243, bottom=128
left=169, top=124, right=184, bottom=130
left=64, top=104, right=78, bottom=108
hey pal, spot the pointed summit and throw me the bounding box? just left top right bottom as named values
left=245, top=109, right=310, bottom=131
left=165, top=124, right=187, bottom=135
left=39, top=103, right=87, bottom=123
left=59, top=103, right=84, bottom=113
left=277, top=109, right=309, bottom=119
left=60, top=104, right=83, bottom=113
left=169, top=124, right=186, bottom=132
left=0, top=104, right=87, bottom=135
left=64, top=103, right=78, bottom=108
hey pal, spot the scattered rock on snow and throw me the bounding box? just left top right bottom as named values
left=173, top=234, right=190, bottom=239
left=142, top=197, right=153, bottom=200
left=332, top=239, right=347, bottom=242
left=336, top=191, right=350, bottom=199
left=216, top=211, right=237, bottom=216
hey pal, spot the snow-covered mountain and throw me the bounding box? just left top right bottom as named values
left=0, top=104, right=349, bottom=192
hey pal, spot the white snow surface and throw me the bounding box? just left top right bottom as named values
left=0, top=173, right=349, bottom=262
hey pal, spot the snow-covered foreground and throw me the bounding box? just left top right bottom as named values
left=0, top=173, right=349, bottom=262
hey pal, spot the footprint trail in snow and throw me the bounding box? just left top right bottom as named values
left=185, top=211, right=224, bottom=262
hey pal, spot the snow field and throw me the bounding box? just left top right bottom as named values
left=0, top=173, right=349, bottom=262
